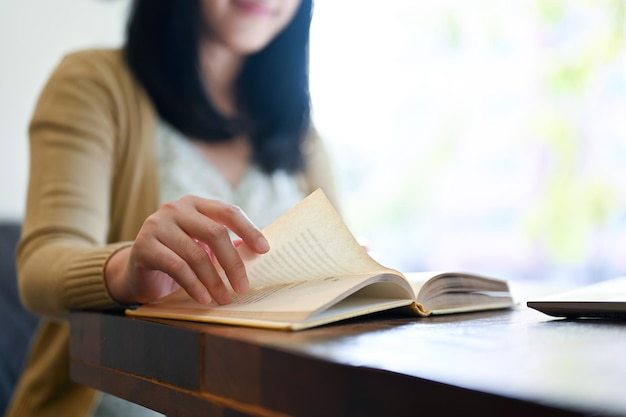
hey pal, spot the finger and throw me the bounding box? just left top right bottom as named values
left=156, top=226, right=233, bottom=304
left=207, top=237, right=249, bottom=293
left=194, top=238, right=250, bottom=294
left=134, top=233, right=214, bottom=305
left=195, top=239, right=218, bottom=263
left=193, top=200, right=270, bottom=254
left=174, top=200, right=263, bottom=294
left=182, top=216, right=248, bottom=296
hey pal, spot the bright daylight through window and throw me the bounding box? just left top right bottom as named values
left=310, top=0, right=626, bottom=284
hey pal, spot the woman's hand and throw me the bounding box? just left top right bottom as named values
left=104, top=195, right=270, bottom=306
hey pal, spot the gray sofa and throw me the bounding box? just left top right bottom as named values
left=0, top=222, right=39, bottom=416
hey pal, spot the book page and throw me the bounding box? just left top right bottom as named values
left=233, top=189, right=401, bottom=289
left=129, top=273, right=413, bottom=324
left=405, top=271, right=514, bottom=314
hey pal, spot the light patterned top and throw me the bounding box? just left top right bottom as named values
left=155, top=120, right=306, bottom=229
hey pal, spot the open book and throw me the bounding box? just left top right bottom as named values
left=527, top=277, right=626, bottom=320
left=127, top=189, right=514, bottom=330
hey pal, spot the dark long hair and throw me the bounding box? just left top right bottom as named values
left=125, top=0, right=312, bottom=173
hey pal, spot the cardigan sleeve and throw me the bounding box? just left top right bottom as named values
left=17, top=51, right=131, bottom=318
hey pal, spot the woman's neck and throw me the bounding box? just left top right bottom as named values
left=196, top=39, right=252, bottom=188
left=199, top=39, right=244, bottom=116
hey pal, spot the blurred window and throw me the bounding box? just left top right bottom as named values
left=310, top=0, right=626, bottom=283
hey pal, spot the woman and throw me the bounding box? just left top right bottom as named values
left=7, top=0, right=337, bottom=416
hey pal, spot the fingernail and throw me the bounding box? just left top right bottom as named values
left=216, top=292, right=232, bottom=305
left=256, top=236, right=270, bottom=252
left=198, top=292, right=212, bottom=305
left=236, top=278, right=249, bottom=293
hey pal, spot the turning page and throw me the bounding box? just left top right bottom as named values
left=226, top=188, right=401, bottom=288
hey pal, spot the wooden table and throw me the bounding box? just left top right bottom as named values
left=69, top=282, right=626, bottom=417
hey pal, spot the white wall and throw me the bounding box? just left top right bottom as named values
left=0, top=0, right=129, bottom=220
